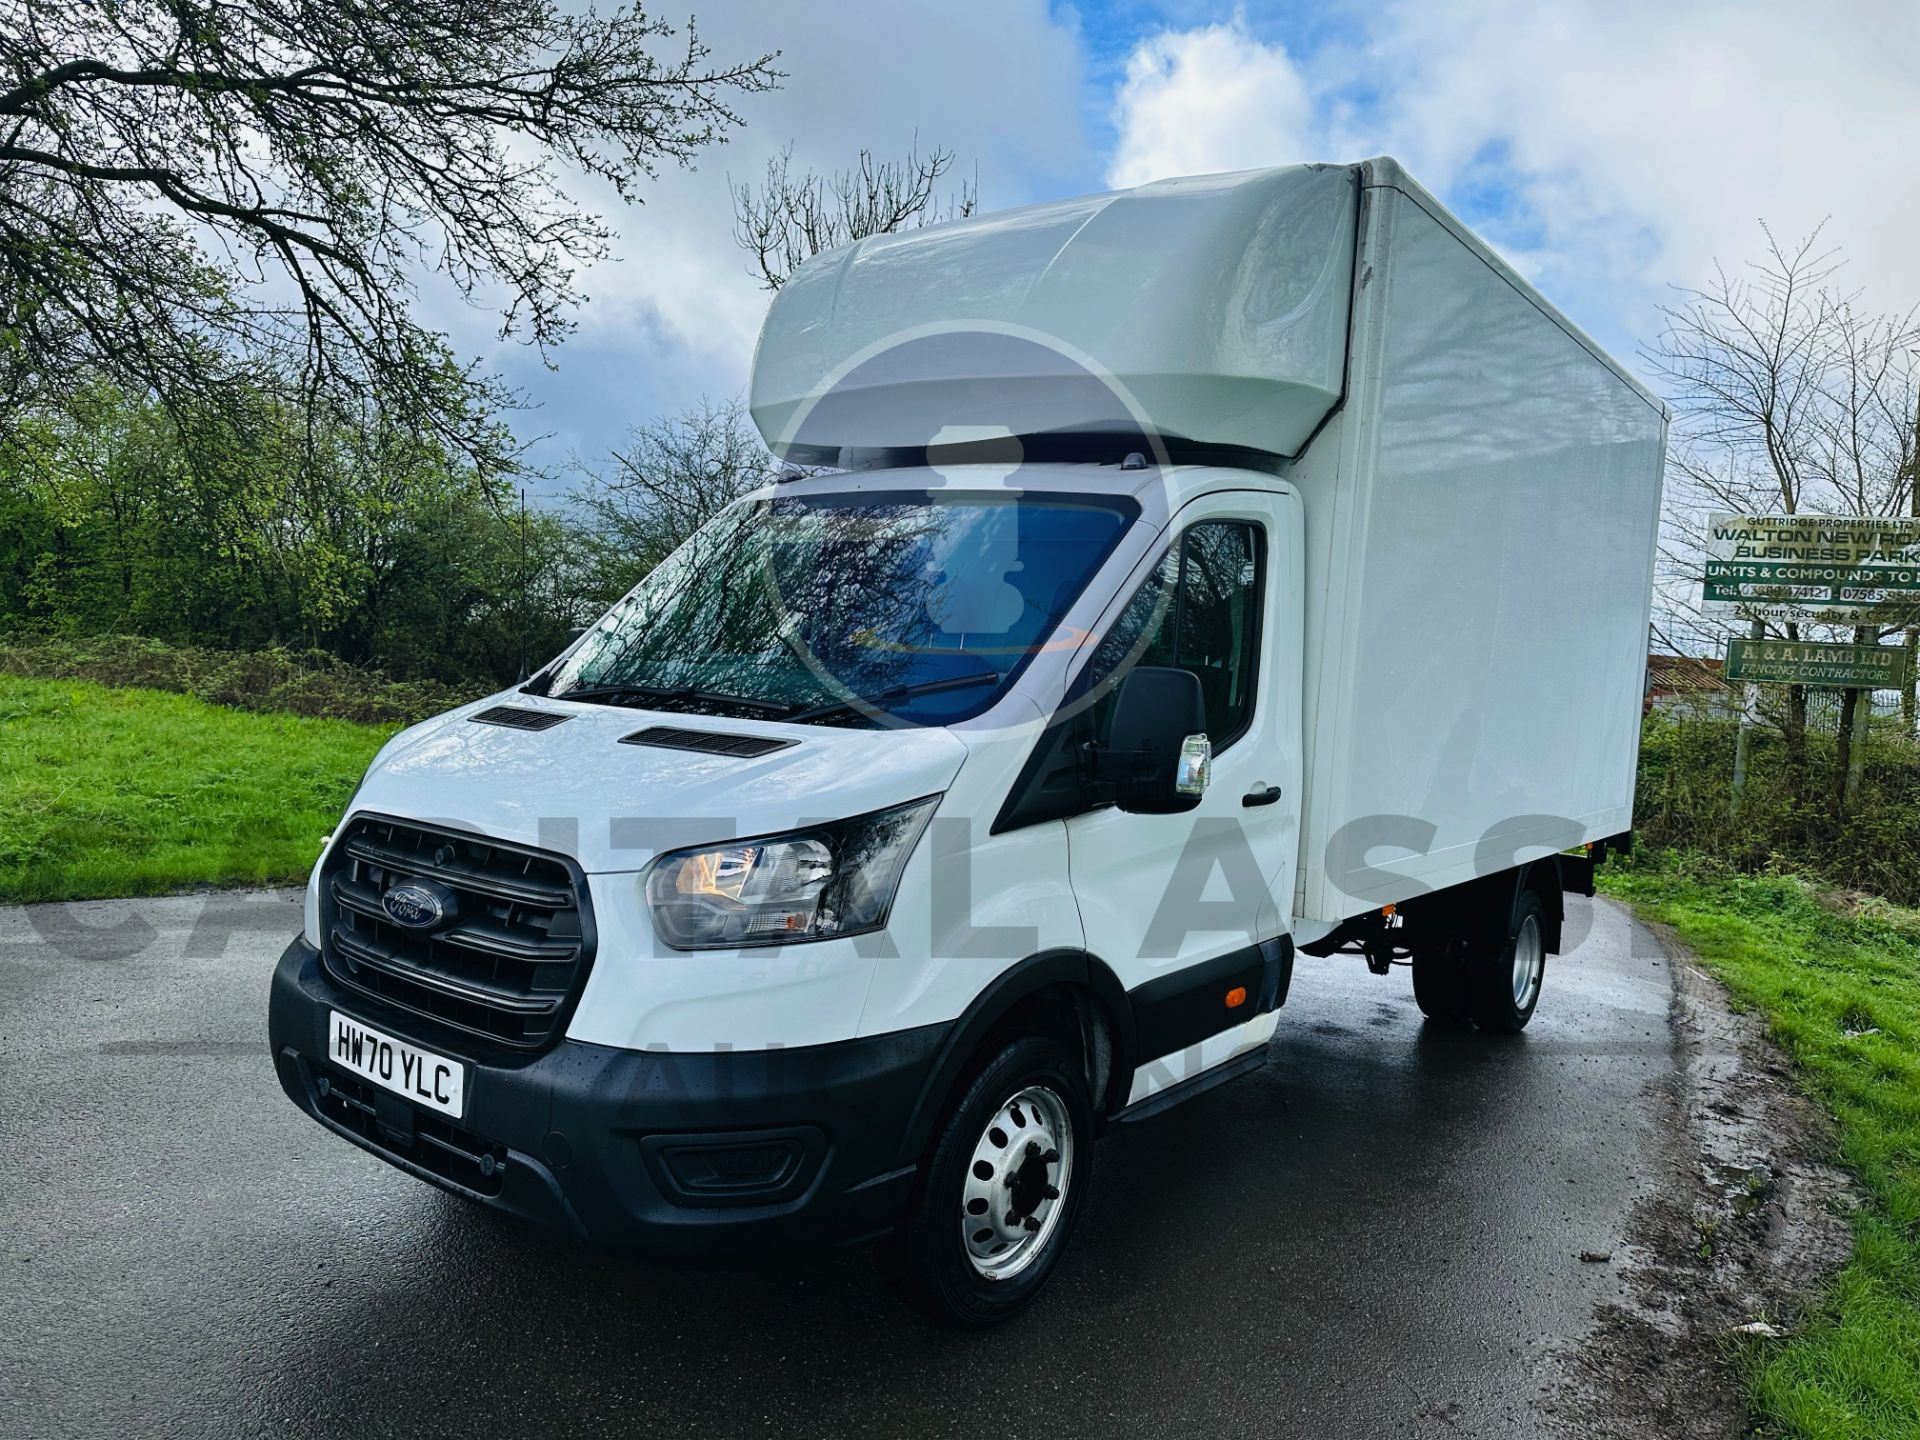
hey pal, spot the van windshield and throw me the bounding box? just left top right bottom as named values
left=543, top=490, right=1136, bottom=727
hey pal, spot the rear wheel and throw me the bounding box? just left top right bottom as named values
left=879, top=1033, right=1092, bottom=1328
left=1468, top=888, right=1547, bottom=1033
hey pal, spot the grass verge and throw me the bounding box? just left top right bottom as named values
left=0, top=674, right=392, bottom=903
left=1601, top=851, right=1920, bottom=1439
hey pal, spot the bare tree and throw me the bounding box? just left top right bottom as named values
left=560, top=141, right=978, bottom=594
left=1644, top=223, right=1920, bottom=812
left=0, top=1, right=779, bottom=471
left=568, top=396, right=775, bottom=599
left=732, top=140, right=976, bottom=291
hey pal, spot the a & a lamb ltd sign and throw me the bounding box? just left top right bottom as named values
left=1725, top=638, right=1911, bottom=689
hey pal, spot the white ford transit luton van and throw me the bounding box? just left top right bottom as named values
left=269, top=158, right=1667, bottom=1325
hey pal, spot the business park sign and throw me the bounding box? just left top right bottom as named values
left=1704, top=513, right=1920, bottom=624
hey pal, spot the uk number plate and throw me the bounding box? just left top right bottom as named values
left=327, top=1011, right=466, bottom=1119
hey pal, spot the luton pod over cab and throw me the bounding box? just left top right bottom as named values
left=269, top=158, right=1668, bottom=1325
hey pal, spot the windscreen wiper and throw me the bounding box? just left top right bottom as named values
left=553, top=683, right=799, bottom=716
left=786, top=670, right=1001, bottom=724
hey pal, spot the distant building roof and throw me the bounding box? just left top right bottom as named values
left=1646, top=653, right=1729, bottom=695
left=1645, top=653, right=1733, bottom=713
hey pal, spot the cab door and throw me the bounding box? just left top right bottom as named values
left=1063, top=490, right=1302, bottom=1105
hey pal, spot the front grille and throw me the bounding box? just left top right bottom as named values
left=320, top=815, right=595, bottom=1051
left=620, top=724, right=795, bottom=758
left=316, top=1070, right=507, bottom=1195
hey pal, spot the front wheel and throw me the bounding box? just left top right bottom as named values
left=879, top=1034, right=1092, bottom=1327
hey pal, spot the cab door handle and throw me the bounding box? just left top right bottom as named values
left=1242, top=783, right=1282, bottom=807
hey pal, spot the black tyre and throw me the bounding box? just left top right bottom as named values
left=1468, top=887, right=1547, bottom=1033
left=1411, top=946, right=1473, bottom=1027
left=879, top=1034, right=1092, bottom=1328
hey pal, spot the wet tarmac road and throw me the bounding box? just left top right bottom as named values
left=1, top=891, right=1681, bottom=1438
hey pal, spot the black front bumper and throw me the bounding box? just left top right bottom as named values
left=268, top=936, right=947, bottom=1257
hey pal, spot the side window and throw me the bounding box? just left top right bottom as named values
left=1086, top=520, right=1264, bottom=750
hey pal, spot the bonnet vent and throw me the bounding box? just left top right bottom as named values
left=471, top=706, right=571, bottom=732
left=620, top=725, right=795, bottom=759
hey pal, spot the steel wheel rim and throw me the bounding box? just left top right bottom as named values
left=960, top=1084, right=1074, bottom=1280
left=1511, top=913, right=1544, bottom=1011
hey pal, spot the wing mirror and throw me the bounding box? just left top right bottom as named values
left=1093, top=666, right=1211, bottom=814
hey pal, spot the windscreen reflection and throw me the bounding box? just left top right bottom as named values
left=547, top=491, right=1135, bottom=727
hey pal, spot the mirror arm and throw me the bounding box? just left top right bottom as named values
left=1079, top=740, right=1147, bottom=785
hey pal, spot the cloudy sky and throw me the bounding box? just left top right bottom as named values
left=454, top=0, right=1920, bottom=487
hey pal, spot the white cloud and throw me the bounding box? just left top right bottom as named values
left=1106, top=22, right=1317, bottom=188
left=576, top=6, right=1084, bottom=379
left=1359, top=0, right=1920, bottom=338
left=425, top=1, right=1090, bottom=470
left=1102, top=1, right=1920, bottom=362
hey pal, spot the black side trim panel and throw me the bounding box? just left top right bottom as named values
left=1261, top=935, right=1295, bottom=1013
left=1129, top=940, right=1271, bottom=1064
left=899, top=936, right=1295, bottom=1148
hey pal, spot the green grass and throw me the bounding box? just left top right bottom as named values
left=1602, top=852, right=1920, bottom=1439
left=0, top=674, right=393, bottom=903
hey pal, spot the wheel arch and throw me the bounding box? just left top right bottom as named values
left=1519, top=857, right=1566, bottom=953
left=895, top=950, right=1135, bottom=1168
left=1401, top=856, right=1566, bottom=952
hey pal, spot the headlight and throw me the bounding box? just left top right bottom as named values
left=644, top=796, right=939, bottom=950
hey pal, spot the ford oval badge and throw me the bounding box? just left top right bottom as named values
left=382, top=880, right=453, bottom=929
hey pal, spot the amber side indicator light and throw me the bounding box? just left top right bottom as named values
left=1224, top=986, right=1248, bottom=1009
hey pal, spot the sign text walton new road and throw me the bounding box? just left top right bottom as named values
left=1704, top=513, right=1920, bottom=623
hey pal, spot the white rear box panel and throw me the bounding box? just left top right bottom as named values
left=1289, top=163, right=1667, bottom=923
